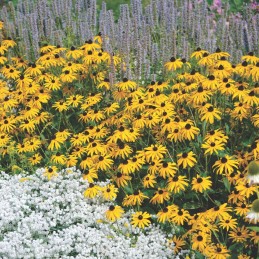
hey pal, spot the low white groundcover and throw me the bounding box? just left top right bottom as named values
left=0, top=167, right=189, bottom=259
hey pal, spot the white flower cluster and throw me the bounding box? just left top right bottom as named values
left=0, top=167, right=189, bottom=259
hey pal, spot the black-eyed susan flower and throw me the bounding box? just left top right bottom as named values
left=144, top=144, right=167, bottom=162
left=113, top=172, right=131, bottom=187
left=208, top=243, right=230, bottom=259
left=228, top=189, right=244, bottom=204
left=0, top=116, right=16, bottom=133
left=170, top=208, right=190, bottom=226
left=117, top=78, right=137, bottom=91
left=105, top=205, right=124, bottom=222
left=201, top=139, right=225, bottom=155
left=191, top=175, right=212, bottom=193
left=0, top=44, right=7, bottom=55
left=158, top=161, right=178, bottom=178
left=84, top=183, right=101, bottom=198
left=43, top=166, right=58, bottom=180
left=24, top=137, right=41, bottom=152
left=66, top=94, right=84, bottom=108
left=112, top=141, right=133, bottom=159
left=198, top=52, right=215, bottom=67
left=219, top=216, right=238, bottom=231
left=66, top=46, right=83, bottom=59
left=44, top=76, right=62, bottom=91
left=28, top=153, right=42, bottom=165
left=101, top=184, right=118, bottom=201
left=213, top=155, right=239, bottom=175
left=204, top=129, right=228, bottom=143
left=167, top=175, right=188, bottom=193
left=81, top=168, right=98, bottom=182
left=157, top=206, right=174, bottom=223
left=191, top=47, right=208, bottom=60
left=201, top=105, right=221, bottom=124
left=66, top=154, right=78, bottom=167
left=0, top=133, right=11, bottom=147
left=250, top=230, right=259, bottom=245
left=249, top=62, right=259, bottom=81
left=229, top=226, right=250, bottom=243
left=150, top=188, right=170, bottom=204
left=189, top=86, right=212, bottom=105
left=48, top=135, right=65, bottom=151
left=72, top=146, right=87, bottom=159
left=234, top=202, right=250, bottom=217
left=208, top=203, right=231, bottom=221
left=210, top=48, right=230, bottom=60
left=128, top=155, right=145, bottom=173
left=142, top=173, right=157, bottom=188
left=51, top=152, right=67, bottom=165
left=103, top=102, right=120, bottom=116
left=236, top=181, right=257, bottom=198
left=164, top=57, right=183, bottom=71
left=177, top=151, right=197, bottom=168
left=191, top=231, right=208, bottom=253
left=19, top=119, right=36, bottom=133
left=131, top=211, right=151, bottom=228
left=81, top=39, right=100, bottom=52
left=118, top=158, right=136, bottom=174
left=122, top=190, right=148, bottom=206
left=180, top=121, right=200, bottom=141
left=243, top=89, right=259, bottom=106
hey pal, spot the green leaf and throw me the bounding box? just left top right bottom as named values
left=223, top=177, right=230, bottom=192
left=123, top=186, right=133, bottom=194
left=183, top=201, right=202, bottom=210
left=247, top=226, right=259, bottom=232
left=233, top=0, right=243, bottom=6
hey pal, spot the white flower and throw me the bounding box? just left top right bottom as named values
left=0, top=167, right=188, bottom=258
left=246, top=199, right=259, bottom=224
left=246, top=160, right=259, bottom=184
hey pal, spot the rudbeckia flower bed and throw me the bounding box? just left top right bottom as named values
left=0, top=6, right=259, bottom=258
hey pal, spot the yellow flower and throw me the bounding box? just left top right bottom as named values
left=201, top=105, right=221, bottom=124
left=170, top=208, right=190, bottom=225
left=122, top=190, right=148, bottom=206
left=180, top=121, right=200, bottom=141
left=142, top=174, right=157, bottom=188
left=213, top=155, right=239, bottom=175
left=51, top=152, right=67, bottom=165
left=82, top=168, right=98, bottom=183
left=150, top=188, right=170, bottom=204
left=167, top=175, right=188, bottom=193
left=101, top=184, right=118, bottom=201
left=144, top=144, right=167, bottom=162
left=177, top=151, right=197, bottom=168
left=131, top=211, right=151, bottom=228
left=84, top=183, right=101, bottom=198
left=164, top=57, right=183, bottom=71
left=201, top=139, right=225, bottom=155
left=191, top=175, right=212, bottom=193
left=43, top=166, right=58, bottom=180
left=157, top=206, right=174, bottom=223
left=28, top=153, right=42, bottom=165
left=158, top=161, right=178, bottom=178
left=105, top=205, right=124, bottom=222
left=218, top=216, right=237, bottom=231
left=191, top=231, right=208, bottom=253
